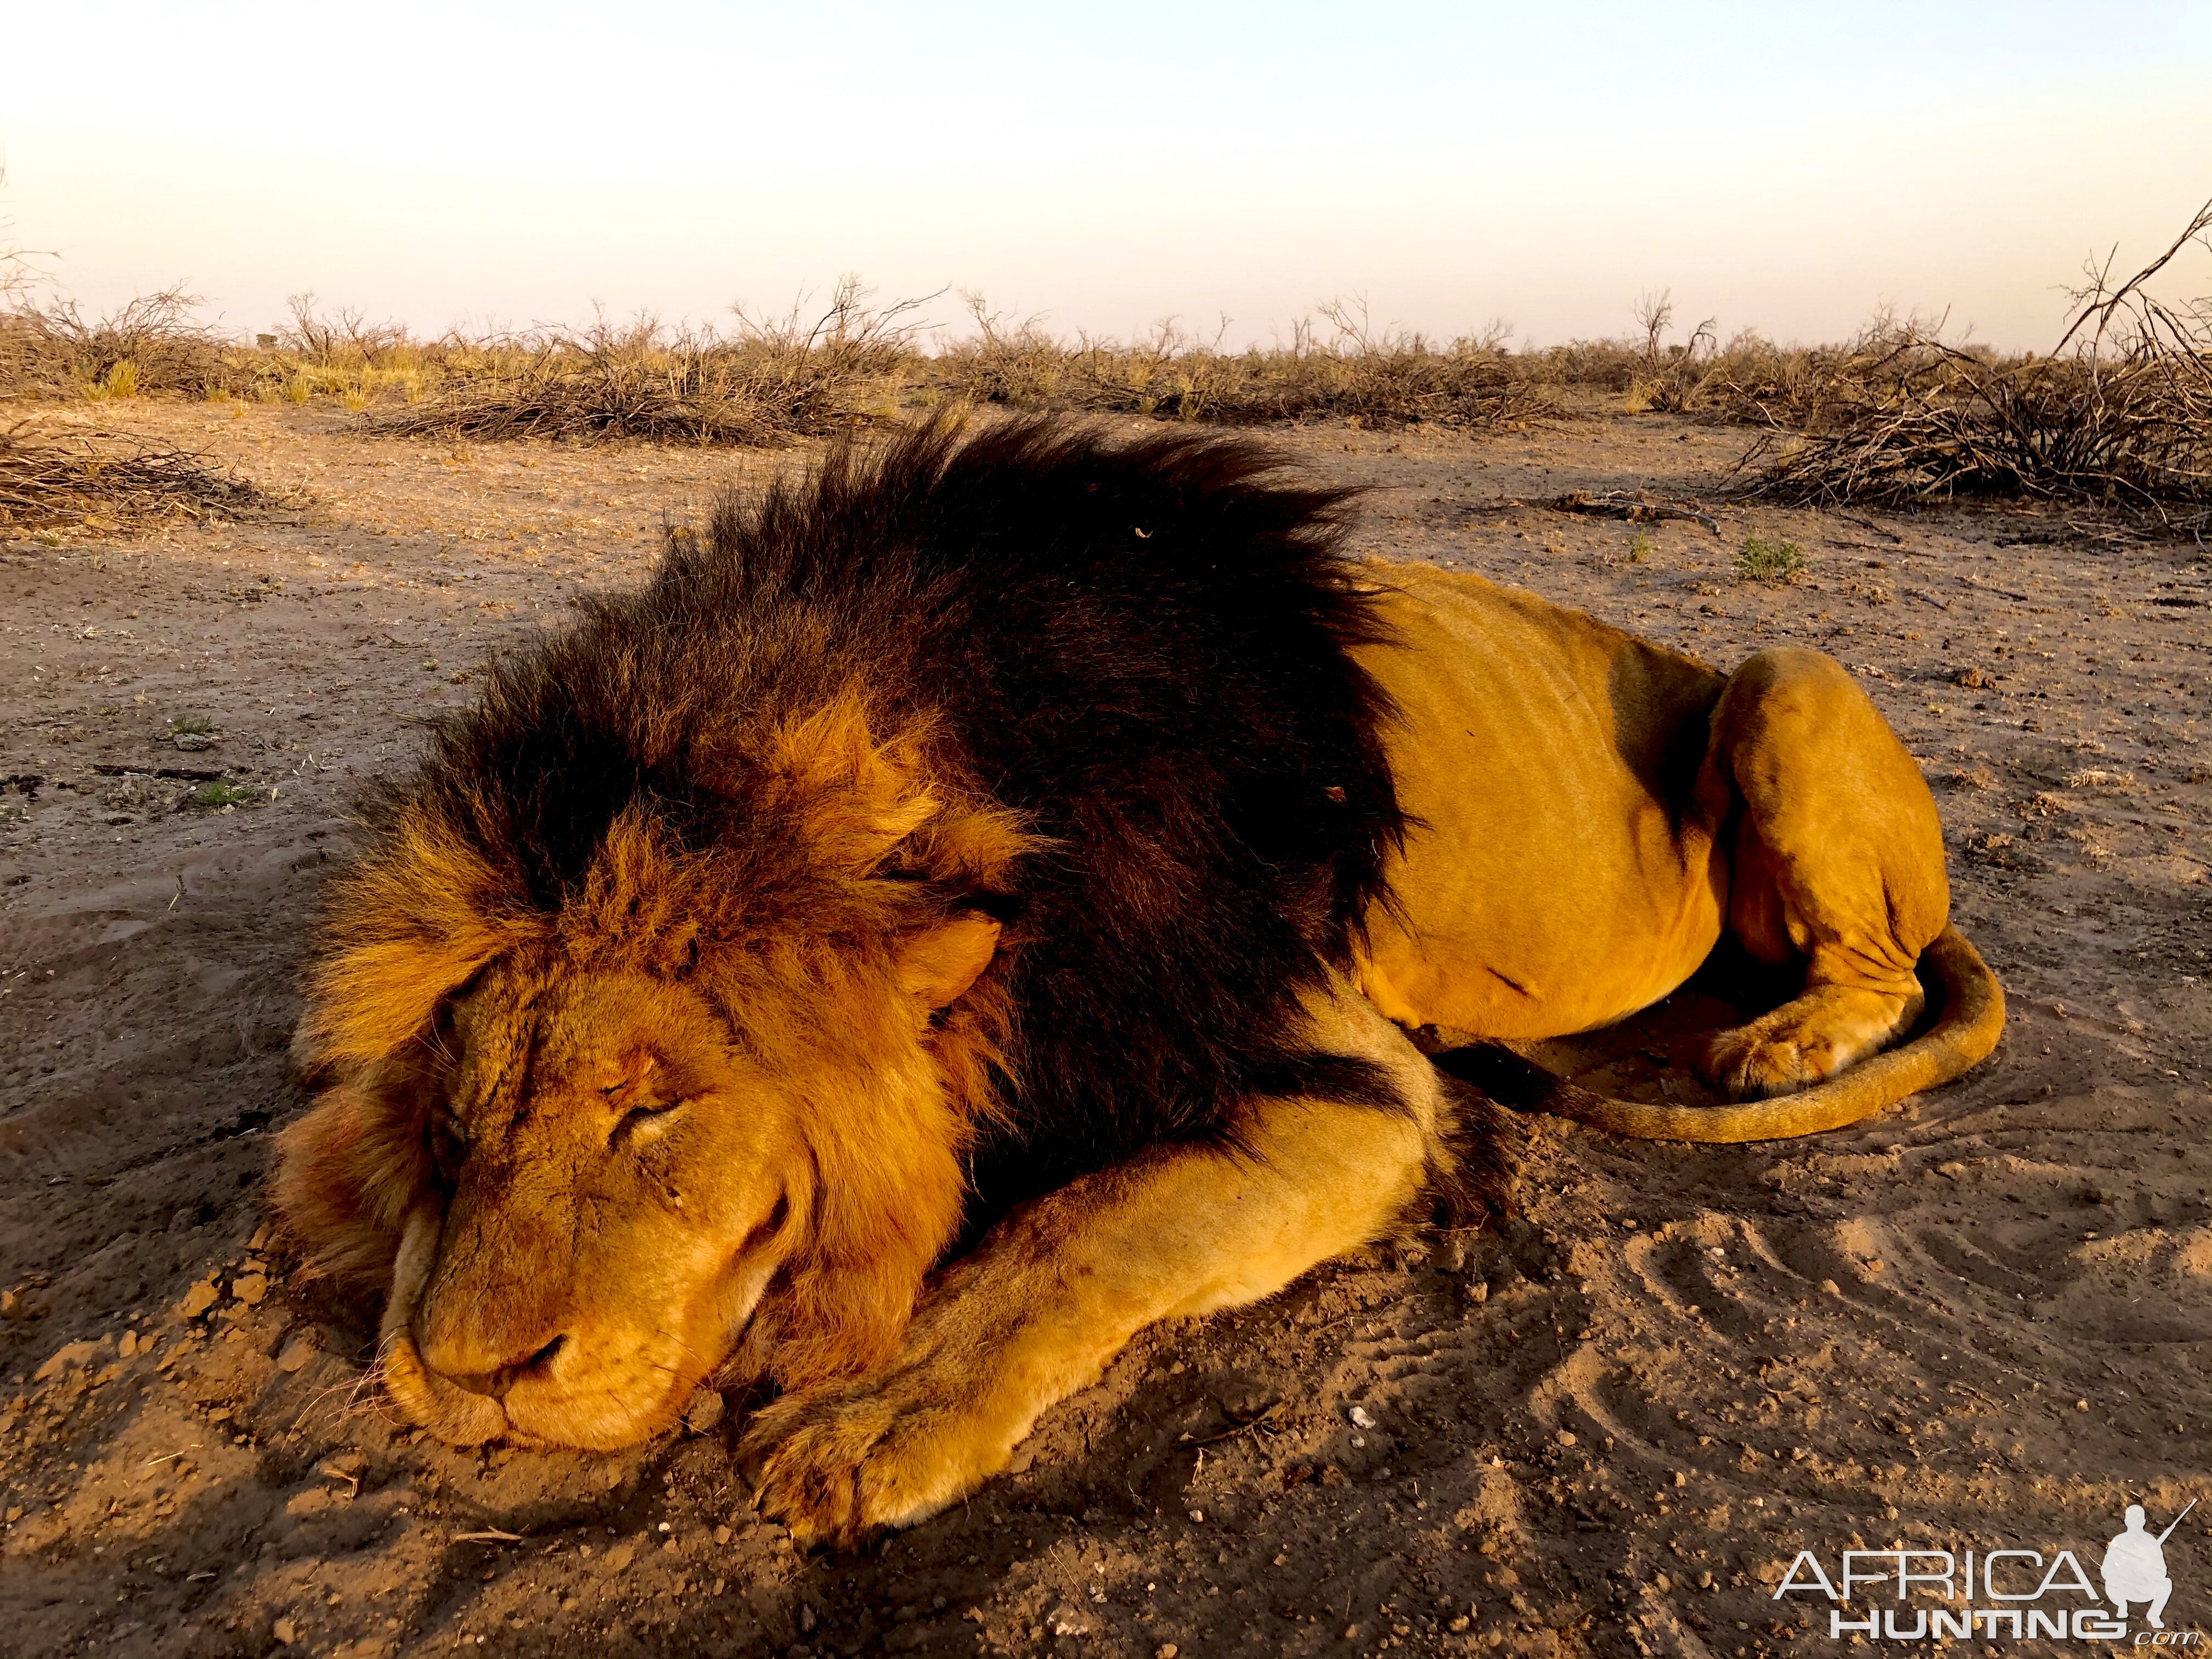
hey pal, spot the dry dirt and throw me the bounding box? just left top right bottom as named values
left=3, top=402, right=2209, bottom=1659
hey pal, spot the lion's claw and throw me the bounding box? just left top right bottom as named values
left=1703, top=1027, right=1833, bottom=1100
left=741, top=1364, right=1011, bottom=1549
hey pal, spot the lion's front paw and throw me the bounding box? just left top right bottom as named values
left=740, top=1365, right=1015, bottom=1549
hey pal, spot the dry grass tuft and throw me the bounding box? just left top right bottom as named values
left=0, top=419, right=290, bottom=538
left=1729, top=200, right=2212, bottom=531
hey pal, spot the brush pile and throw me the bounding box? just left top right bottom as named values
left=0, top=420, right=282, bottom=537
left=0, top=287, right=235, bottom=399
left=1731, top=201, right=2212, bottom=531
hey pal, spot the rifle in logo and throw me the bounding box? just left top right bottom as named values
left=2106, top=1499, right=2197, bottom=1630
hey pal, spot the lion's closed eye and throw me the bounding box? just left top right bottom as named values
left=602, top=1055, right=682, bottom=1138
left=600, top=1053, right=659, bottom=1103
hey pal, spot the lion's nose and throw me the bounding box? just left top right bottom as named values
left=424, top=1331, right=569, bottom=1399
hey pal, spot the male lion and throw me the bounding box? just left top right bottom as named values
left=275, top=417, right=2002, bottom=1545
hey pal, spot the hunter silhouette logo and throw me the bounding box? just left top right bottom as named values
left=1772, top=1497, right=2202, bottom=1643
left=2108, top=1501, right=2196, bottom=1630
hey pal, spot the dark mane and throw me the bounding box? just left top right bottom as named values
left=386, top=415, right=1408, bottom=1207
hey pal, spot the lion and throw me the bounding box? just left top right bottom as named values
left=273, top=415, right=2004, bottom=1546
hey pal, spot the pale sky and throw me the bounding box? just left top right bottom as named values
left=6, top=1, right=2210, bottom=351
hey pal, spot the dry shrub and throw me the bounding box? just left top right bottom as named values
left=1517, top=292, right=1910, bottom=421
left=377, top=279, right=930, bottom=444
left=277, top=291, right=412, bottom=365
left=0, top=419, right=287, bottom=538
left=938, top=299, right=1555, bottom=431
left=934, top=294, right=1068, bottom=407
left=1731, top=200, right=2212, bottom=531
left=1517, top=293, right=1750, bottom=405
left=1692, top=311, right=2031, bottom=431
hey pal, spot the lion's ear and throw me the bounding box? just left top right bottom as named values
left=895, top=912, right=1001, bottom=1011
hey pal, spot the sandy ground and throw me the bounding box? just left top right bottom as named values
left=3, top=402, right=2208, bottom=1659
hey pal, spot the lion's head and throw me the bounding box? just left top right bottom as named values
left=275, top=695, right=1024, bottom=1450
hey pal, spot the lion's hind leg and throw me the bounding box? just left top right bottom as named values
left=1700, top=647, right=1948, bottom=1102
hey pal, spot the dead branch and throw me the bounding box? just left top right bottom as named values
left=1550, top=489, right=1720, bottom=534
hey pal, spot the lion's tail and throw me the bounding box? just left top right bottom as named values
left=1446, top=926, right=2005, bottom=1144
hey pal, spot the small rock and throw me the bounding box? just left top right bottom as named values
left=179, top=1280, right=219, bottom=1319
left=272, top=1616, right=297, bottom=1644
left=1188, top=1509, right=1204, bottom=1523
left=173, top=732, right=219, bottom=752
left=798, top=1605, right=816, bottom=1634
left=276, top=1333, right=317, bottom=1373
left=1158, top=1646, right=1180, bottom=1658
left=1348, top=1406, right=1377, bottom=1430
left=682, top=1389, right=726, bottom=1435
left=1819, top=1279, right=1841, bottom=1296
left=1654, top=1572, right=1671, bottom=1594
left=1555, top=1430, right=1577, bottom=1447
left=1046, top=1604, right=1086, bottom=1637
left=232, top=1273, right=269, bottom=1307
left=602, top=1541, right=636, bottom=1571
left=119, top=1330, right=139, bottom=1359
left=712, top=1523, right=732, bottom=1545
left=1465, top=1279, right=1489, bottom=1304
